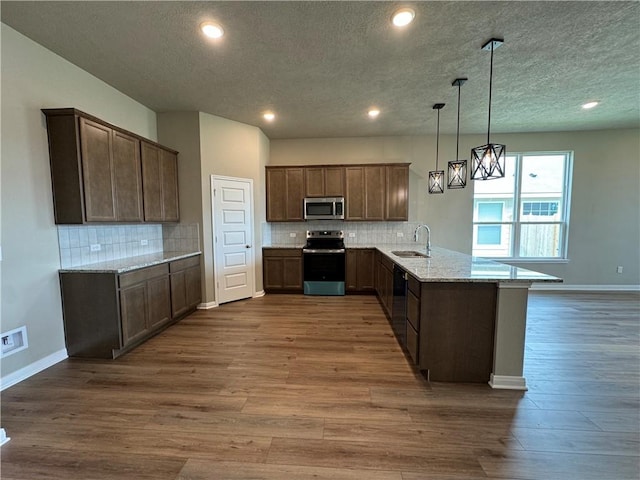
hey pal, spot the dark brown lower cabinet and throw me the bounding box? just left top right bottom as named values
left=59, top=255, right=200, bottom=359
left=263, top=248, right=303, bottom=292
left=374, top=252, right=394, bottom=316
left=346, top=248, right=376, bottom=293
left=169, top=256, right=202, bottom=318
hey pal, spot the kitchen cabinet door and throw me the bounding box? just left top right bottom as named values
left=304, top=168, right=325, bottom=197
left=345, top=167, right=365, bottom=220
left=170, top=256, right=202, bottom=319
left=365, top=165, right=385, bottom=220
left=266, top=167, right=305, bottom=221
left=142, top=142, right=180, bottom=222
left=120, top=283, right=148, bottom=347
left=304, top=167, right=345, bottom=197
left=263, top=248, right=303, bottom=292
left=79, top=117, right=117, bottom=222
left=386, top=164, right=409, bottom=221
left=161, top=149, right=180, bottom=222
left=147, top=275, right=171, bottom=329
left=112, top=130, right=143, bottom=222
left=346, top=249, right=375, bottom=292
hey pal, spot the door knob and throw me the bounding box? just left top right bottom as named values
left=246, top=245, right=251, bottom=249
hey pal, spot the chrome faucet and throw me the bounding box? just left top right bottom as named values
left=414, top=224, right=431, bottom=257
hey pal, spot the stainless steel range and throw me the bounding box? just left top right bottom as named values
left=302, top=230, right=345, bottom=295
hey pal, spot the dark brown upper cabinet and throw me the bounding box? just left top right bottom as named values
left=345, top=165, right=386, bottom=221
left=141, top=142, right=179, bottom=222
left=385, top=164, right=410, bottom=221
left=266, top=167, right=304, bottom=222
left=304, top=166, right=345, bottom=197
left=42, top=108, right=178, bottom=224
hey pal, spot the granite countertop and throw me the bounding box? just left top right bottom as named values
left=59, top=251, right=201, bottom=274
left=376, top=244, right=562, bottom=284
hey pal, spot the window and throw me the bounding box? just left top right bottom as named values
left=472, top=152, right=572, bottom=259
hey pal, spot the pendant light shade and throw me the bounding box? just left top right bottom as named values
left=471, top=38, right=506, bottom=181
left=448, top=78, right=468, bottom=189
left=428, top=103, right=445, bottom=194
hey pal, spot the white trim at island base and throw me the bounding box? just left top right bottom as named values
left=489, top=374, right=528, bottom=391
left=197, top=301, right=218, bottom=309
left=0, top=348, right=68, bottom=391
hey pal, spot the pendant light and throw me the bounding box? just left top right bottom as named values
left=471, top=38, right=506, bottom=181
left=428, top=103, right=445, bottom=194
left=448, top=78, right=468, bottom=189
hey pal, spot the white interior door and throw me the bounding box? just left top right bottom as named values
left=211, top=176, right=255, bottom=304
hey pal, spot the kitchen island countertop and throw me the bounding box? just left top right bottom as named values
left=59, top=250, right=201, bottom=274
left=376, top=244, right=562, bottom=284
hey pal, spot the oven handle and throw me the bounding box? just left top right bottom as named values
left=302, top=248, right=346, bottom=254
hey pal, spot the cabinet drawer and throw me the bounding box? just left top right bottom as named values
left=119, top=264, right=169, bottom=288
left=263, top=248, right=302, bottom=257
left=407, top=275, right=421, bottom=297
left=407, top=290, right=420, bottom=331
left=406, top=321, right=419, bottom=364
left=169, top=255, right=200, bottom=272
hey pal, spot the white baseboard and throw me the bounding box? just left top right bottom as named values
left=0, top=428, right=10, bottom=446
left=0, top=348, right=68, bottom=391
left=489, top=374, right=528, bottom=391
left=197, top=301, right=218, bottom=309
left=531, top=284, right=640, bottom=292
left=253, top=290, right=265, bottom=298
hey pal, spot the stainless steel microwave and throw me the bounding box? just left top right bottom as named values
left=303, top=197, right=345, bottom=220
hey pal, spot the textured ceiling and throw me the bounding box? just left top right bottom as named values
left=2, top=1, right=639, bottom=139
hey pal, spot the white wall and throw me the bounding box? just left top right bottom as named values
left=197, top=112, right=269, bottom=303
left=0, top=24, right=157, bottom=380
left=270, top=128, right=640, bottom=286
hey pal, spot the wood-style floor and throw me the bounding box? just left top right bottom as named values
left=1, top=292, right=639, bottom=479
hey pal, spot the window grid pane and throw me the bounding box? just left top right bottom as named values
left=472, top=152, right=571, bottom=259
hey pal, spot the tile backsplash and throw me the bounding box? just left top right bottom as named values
left=264, top=221, right=426, bottom=246
left=58, top=224, right=199, bottom=268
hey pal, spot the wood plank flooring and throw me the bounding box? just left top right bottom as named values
left=1, top=292, right=639, bottom=479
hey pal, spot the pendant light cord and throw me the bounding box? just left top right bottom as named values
left=456, top=83, right=461, bottom=161
left=487, top=43, right=494, bottom=145
left=435, top=108, right=440, bottom=170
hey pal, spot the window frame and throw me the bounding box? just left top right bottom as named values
left=472, top=151, right=573, bottom=261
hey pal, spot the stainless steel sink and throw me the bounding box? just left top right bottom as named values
left=392, top=250, right=429, bottom=258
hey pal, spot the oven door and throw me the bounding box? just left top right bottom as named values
left=303, top=250, right=346, bottom=295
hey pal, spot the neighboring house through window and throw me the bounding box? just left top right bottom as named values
left=472, top=152, right=572, bottom=259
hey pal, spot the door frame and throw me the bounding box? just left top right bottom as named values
left=210, top=175, right=256, bottom=304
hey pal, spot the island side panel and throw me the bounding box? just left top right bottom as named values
left=419, top=282, right=496, bottom=383
left=490, top=284, right=531, bottom=390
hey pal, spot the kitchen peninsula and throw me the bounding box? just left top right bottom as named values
left=263, top=242, right=561, bottom=390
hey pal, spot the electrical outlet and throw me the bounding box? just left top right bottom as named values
left=397, top=232, right=404, bottom=238
left=617, top=266, right=623, bottom=274
left=2, top=335, right=14, bottom=347
left=90, top=244, right=101, bottom=252
left=140, top=239, right=149, bottom=246
left=289, top=232, right=297, bottom=238
left=348, top=232, right=356, bottom=238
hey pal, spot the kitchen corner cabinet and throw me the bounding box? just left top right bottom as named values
left=304, top=166, right=345, bottom=197
left=266, top=167, right=305, bottom=221
left=59, top=255, right=201, bottom=358
left=141, top=142, right=180, bottom=222
left=346, top=248, right=375, bottom=293
left=263, top=248, right=303, bottom=292
left=42, top=108, right=178, bottom=224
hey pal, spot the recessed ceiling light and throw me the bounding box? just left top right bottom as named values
left=263, top=112, right=275, bottom=122
left=368, top=108, right=380, bottom=118
left=392, top=8, right=415, bottom=27
left=201, top=22, right=224, bottom=39
left=582, top=101, right=599, bottom=110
